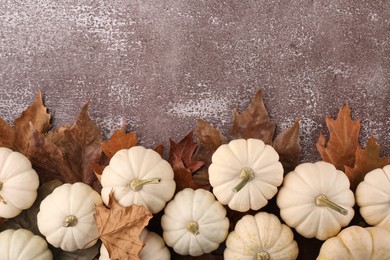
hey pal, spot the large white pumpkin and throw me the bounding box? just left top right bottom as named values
left=37, top=182, right=103, bottom=251
left=0, top=147, right=39, bottom=218
left=101, top=146, right=175, bottom=214
left=0, top=228, right=52, bottom=260
left=209, top=139, right=284, bottom=212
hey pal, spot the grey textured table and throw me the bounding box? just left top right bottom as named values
left=1, top=0, right=389, bottom=163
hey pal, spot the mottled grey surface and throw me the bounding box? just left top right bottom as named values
left=0, top=0, right=389, bottom=162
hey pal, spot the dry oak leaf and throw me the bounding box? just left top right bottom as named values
left=101, top=124, right=137, bottom=160
left=169, top=131, right=206, bottom=192
left=27, top=102, right=102, bottom=189
left=0, top=90, right=50, bottom=153
left=345, top=136, right=388, bottom=191
left=273, top=119, right=301, bottom=174
left=316, top=105, right=360, bottom=171
left=231, top=89, right=276, bottom=144
left=95, top=192, right=152, bottom=260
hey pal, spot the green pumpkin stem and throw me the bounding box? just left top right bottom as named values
left=186, top=221, right=199, bottom=235
left=232, top=167, right=255, bottom=193
left=256, top=252, right=270, bottom=260
left=315, top=194, right=348, bottom=215
left=63, top=215, right=78, bottom=227
left=130, top=178, right=161, bottom=191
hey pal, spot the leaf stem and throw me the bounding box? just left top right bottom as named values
left=232, top=167, right=255, bottom=193
left=130, top=178, right=161, bottom=191
left=315, top=194, right=348, bottom=215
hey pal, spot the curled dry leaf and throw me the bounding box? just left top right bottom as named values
left=0, top=90, right=51, bottom=153
left=316, top=105, right=360, bottom=170
left=169, top=131, right=206, bottom=192
left=26, top=102, right=102, bottom=190
left=273, top=119, right=301, bottom=173
left=231, top=89, right=276, bottom=144
left=345, top=136, right=388, bottom=191
left=95, top=192, right=152, bottom=260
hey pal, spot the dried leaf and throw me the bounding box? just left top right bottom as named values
left=169, top=132, right=204, bottom=173
left=345, top=136, right=388, bottom=191
left=101, top=128, right=137, bottom=160
left=0, top=118, right=15, bottom=149
left=273, top=119, right=301, bottom=173
left=0, top=217, right=5, bottom=227
left=26, top=102, right=102, bottom=189
left=316, top=105, right=360, bottom=170
left=231, top=89, right=276, bottom=144
left=169, top=132, right=206, bottom=192
left=95, top=193, right=152, bottom=260
left=153, top=144, right=164, bottom=156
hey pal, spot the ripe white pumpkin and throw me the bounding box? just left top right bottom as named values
left=101, top=146, right=175, bottom=214
left=0, top=147, right=39, bottom=218
left=209, top=138, right=284, bottom=212
left=99, top=229, right=170, bottom=260
left=277, top=161, right=355, bottom=240
left=224, top=212, right=299, bottom=260
left=0, top=228, right=52, bottom=260
left=161, top=188, right=229, bottom=256
left=317, top=226, right=390, bottom=259
left=37, top=182, right=103, bottom=251
left=356, top=165, right=390, bottom=230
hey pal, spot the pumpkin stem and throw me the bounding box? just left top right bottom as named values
left=186, top=221, right=199, bottom=235
left=129, top=178, right=161, bottom=191
left=232, top=167, right=255, bottom=193
left=315, top=194, right=348, bottom=215
left=0, top=182, right=6, bottom=205
left=63, top=215, right=78, bottom=227
left=256, top=252, right=270, bottom=260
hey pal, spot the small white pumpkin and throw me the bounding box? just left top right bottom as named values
left=209, top=138, right=284, bottom=212
left=0, top=147, right=39, bottom=218
left=277, top=161, right=355, bottom=240
left=317, top=226, right=390, bottom=260
left=37, top=182, right=103, bottom=252
left=161, top=188, right=229, bottom=256
left=0, top=228, right=52, bottom=260
left=224, top=212, right=299, bottom=260
left=99, top=229, right=170, bottom=260
left=356, top=165, right=390, bottom=230
left=101, top=146, right=175, bottom=214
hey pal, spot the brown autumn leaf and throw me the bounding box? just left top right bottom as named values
left=169, top=132, right=206, bottom=192
left=0, top=90, right=51, bottom=152
left=95, top=192, right=152, bottom=260
left=273, top=119, right=301, bottom=173
left=153, top=144, right=164, bottom=156
left=345, top=136, right=388, bottom=191
left=27, top=102, right=102, bottom=189
left=231, top=89, right=276, bottom=144
left=101, top=125, right=137, bottom=160
left=0, top=217, right=5, bottom=227
left=316, top=105, right=360, bottom=170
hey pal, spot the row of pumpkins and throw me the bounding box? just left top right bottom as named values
left=0, top=138, right=390, bottom=259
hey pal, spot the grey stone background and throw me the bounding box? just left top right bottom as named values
left=0, top=0, right=389, bottom=163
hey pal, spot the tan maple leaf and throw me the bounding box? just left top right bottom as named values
left=316, top=105, right=360, bottom=170
left=95, top=192, right=152, bottom=260
left=0, top=90, right=50, bottom=153
left=231, top=89, right=276, bottom=144
left=345, top=136, right=388, bottom=191
left=273, top=119, right=301, bottom=173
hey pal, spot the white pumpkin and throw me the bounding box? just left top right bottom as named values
left=317, top=226, right=390, bottom=260
left=37, top=182, right=103, bottom=251
left=356, top=165, right=390, bottom=230
left=277, top=161, right=355, bottom=240
left=224, top=212, right=299, bottom=260
left=99, top=229, right=170, bottom=260
left=101, top=146, right=175, bottom=214
left=0, top=228, right=52, bottom=260
left=161, top=188, right=229, bottom=256
left=209, top=138, right=284, bottom=212
left=0, top=147, right=39, bottom=218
